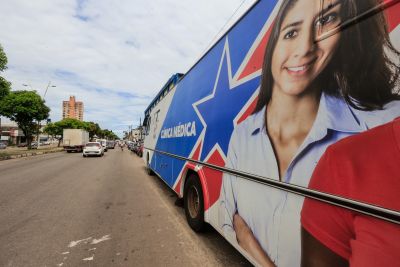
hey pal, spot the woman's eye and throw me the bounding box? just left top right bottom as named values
left=315, top=13, right=337, bottom=27
left=283, top=30, right=298, bottom=39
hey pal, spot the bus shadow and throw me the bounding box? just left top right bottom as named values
left=141, top=165, right=252, bottom=266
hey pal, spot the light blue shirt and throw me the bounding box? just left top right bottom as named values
left=219, top=93, right=400, bottom=267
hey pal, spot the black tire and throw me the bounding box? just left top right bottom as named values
left=146, top=154, right=154, bottom=176
left=184, top=174, right=205, bottom=232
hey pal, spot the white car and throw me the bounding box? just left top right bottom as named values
left=95, top=139, right=108, bottom=152
left=83, top=142, right=104, bottom=157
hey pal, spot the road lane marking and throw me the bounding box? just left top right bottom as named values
left=90, top=234, right=111, bottom=244
left=82, top=255, right=94, bottom=261
left=68, top=237, right=92, bottom=248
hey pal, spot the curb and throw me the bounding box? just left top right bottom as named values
left=0, top=149, right=63, bottom=161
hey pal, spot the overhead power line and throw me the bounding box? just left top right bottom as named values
left=200, top=0, right=247, bottom=56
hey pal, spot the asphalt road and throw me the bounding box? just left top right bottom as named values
left=0, top=148, right=251, bottom=267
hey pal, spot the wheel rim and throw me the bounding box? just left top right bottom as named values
left=187, top=185, right=200, bottom=218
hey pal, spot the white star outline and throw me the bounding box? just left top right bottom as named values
left=172, top=2, right=280, bottom=191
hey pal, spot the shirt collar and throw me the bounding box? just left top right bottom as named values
left=317, top=92, right=365, bottom=133
left=250, top=106, right=266, bottom=136
left=249, top=92, right=365, bottom=137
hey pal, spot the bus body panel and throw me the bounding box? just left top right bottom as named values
left=143, top=0, right=400, bottom=266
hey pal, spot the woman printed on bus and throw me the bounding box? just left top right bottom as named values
left=219, top=0, right=400, bottom=266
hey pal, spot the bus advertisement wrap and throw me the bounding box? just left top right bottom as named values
left=143, top=0, right=400, bottom=266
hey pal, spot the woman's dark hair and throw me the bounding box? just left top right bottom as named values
left=254, top=0, right=400, bottom=113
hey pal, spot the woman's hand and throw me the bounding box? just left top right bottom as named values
left=233, top=213, right=275, bottom=267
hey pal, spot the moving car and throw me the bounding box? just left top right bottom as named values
left=82, top=142, right=104, bottom=157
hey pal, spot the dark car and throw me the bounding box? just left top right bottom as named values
left=128, top=142, right=135, bottom=151
left=137, top=143, right=143, bottom=157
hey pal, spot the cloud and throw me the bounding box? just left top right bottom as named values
left=0, top=0, right=257, bottom=137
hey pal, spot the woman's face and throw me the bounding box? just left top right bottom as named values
left=271, top=0, right=342, bottom=97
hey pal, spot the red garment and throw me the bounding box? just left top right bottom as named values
left=301, top=118, right=400, bottom=266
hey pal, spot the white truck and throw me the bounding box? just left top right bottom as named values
left=63, top=129, right=89, bottom=152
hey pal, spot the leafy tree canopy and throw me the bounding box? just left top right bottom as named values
left=101, top=129, right=118, bottom=140
left=83, top=121, right=101, bottom=138
left=44, top=119, right=118, bottom=140
left=0, top=77, right=11, bottom=100
left=0, top=90, right=50, bottom=147
left=43, top=122, right=62, bottom=137
left=0, top=44, right=7, bottom=72
left=0, top=44, right=11, bottom=101
left=56, top=118, right=86, bottom=129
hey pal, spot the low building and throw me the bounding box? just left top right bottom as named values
left=0, top=120, right=25, bottom=145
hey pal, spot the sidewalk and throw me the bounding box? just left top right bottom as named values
left=0, top=145, right=64, bottom=160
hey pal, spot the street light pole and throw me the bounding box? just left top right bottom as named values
left=23, top=81, right=56, bottom=149
left=43, top=81, right=56, bottom=99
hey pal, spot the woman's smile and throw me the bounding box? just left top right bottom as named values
left=285, top=58, right=317, bottom=76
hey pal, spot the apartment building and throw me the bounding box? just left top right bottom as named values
left=62, top=96, right=84, bottom=121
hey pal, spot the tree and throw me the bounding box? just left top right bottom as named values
left=0, top=90, right=50, bottom=149
left=46, top=118, right=86, bottom=145
left=45, top=118, right=118, bottom=144
left=99, top=129, right=118, bottom=140
left=83, top=121, right=101, bottom=139
left=0, top=44, right=11, bottom=138
left=56, top=118, right=86, bottom=129
left=0, top=44, right=10, bottom=100
left=43, top=122, right=63, bottom=147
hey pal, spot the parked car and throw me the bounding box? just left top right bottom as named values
left=17, top=143, right=27, bottom=147
left=31, top=142, right=38, bottom=149
left=83, top=142, right=104, bottom=157
left=137, top=142, right=143, bottom=157
left=133, top=143, right=140, bottom=154
left=106, top=140, right=115, bottom=149
left=0, top=143, right=7, bottom=149
left=128, top=142, right=135, bottom=151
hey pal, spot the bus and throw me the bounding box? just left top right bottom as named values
left=143, top=1, right=400, bottom=266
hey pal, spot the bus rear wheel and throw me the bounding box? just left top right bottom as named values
left=184, top=174, right=205, bottom=232
left=146, top=154, right=154, bottom=176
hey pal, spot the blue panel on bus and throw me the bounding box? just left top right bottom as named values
left=152, top=1, right=275, bottom=183
left=228, top=0, right=278, bottom=75
left=194, top=53, right=260, bottom=160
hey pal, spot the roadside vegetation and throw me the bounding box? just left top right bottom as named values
left=0, top=44, right=50, bottom=149
left=44, top=118, right=119, bottom=147
left=0, top=43, right=118, bottom=153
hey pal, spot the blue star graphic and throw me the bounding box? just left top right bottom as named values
left=194, top=48, right=260, bottom=161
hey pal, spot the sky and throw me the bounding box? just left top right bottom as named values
left=0, top=0, right=257, bottom=137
